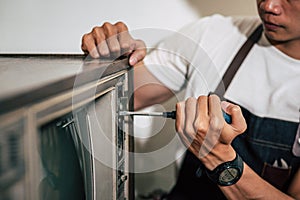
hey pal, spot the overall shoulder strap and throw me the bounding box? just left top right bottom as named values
left=214, top=24, right=263, bottom=97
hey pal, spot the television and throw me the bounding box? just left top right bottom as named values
left=0, top=55, right=134, bottom=200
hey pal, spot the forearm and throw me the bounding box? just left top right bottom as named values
left=133, top=62, right=174, bottom=110
left=175, top=96, right=299, bottom=199
left=220, top=163, right=295, bottom=200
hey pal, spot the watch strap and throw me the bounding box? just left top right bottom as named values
left=205, top=153, right=244, bottom=186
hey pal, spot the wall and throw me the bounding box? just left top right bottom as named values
left=0, top=0, right=197, bottom=53
left=0, top=0, right=257, bottom=53
left=186, top=0, right=257, bottom=17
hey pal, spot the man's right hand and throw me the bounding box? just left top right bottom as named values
left=81, top=22, right=146, bottom=66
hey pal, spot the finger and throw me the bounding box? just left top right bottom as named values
left=208, top=94, right=224, bottom=132
left=129, top=40, right=147, bottom=66
left=107, top=36, right=121, bottom=59
left=115, top=22, right=132, bottom=55
left=81, top=33, right=100, bottom=58
left=175, top=101, right=185, bottom=133
left=184, top=97, right=198, bottom=143
left=176, top=102, right=192, bottom=147
left=221, top=101, right=247, bottom=134
left=118, top=31, right=132, bottom=56
left=91, top=27, right=110, bottom=57
left=102, top=22, right=121, bottom=58
left=198, top=94, right=223, bottom=156
left=194, top=96, right=209, bottom=139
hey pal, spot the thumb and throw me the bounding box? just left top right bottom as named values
left=129, top=40, right=147, bottom=66
left=221, top=101, right=247, bottom=142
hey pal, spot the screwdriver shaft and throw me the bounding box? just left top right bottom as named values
left=119, top=110, right=232, bottom=123
left=119, top=111, right=176, bottom=119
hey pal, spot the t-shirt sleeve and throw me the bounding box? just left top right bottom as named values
left=143, top=41, right=189, bottom=92
left=142, top=14, right=260, bottom=93
left=143, top=48, right=188, bottom=92
left=142, top=17, right=212, bottom=92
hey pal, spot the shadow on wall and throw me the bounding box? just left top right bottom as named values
left=185, top=0, right=257, bottom=17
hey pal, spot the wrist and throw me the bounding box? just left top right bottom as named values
left=201, top=145, right=236, bottom=171
left=205, top=153, right=244, bottom=186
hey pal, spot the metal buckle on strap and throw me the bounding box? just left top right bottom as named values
left=292, top=110, right=300, bottom=157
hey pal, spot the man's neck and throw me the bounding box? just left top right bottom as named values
left=270, top=38, right=300, bottom=60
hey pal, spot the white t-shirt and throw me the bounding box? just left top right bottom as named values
left=144, top=14, right=300, bottom=123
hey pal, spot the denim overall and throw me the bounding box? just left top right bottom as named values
left=166, top=26, right=300, bottom=200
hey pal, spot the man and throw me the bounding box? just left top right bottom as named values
left=81, top=0, right=300, bottom=199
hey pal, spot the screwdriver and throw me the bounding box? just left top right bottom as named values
left=119, top=110, right=232, bottom=124
left=119, top=111, right=176, bottom=119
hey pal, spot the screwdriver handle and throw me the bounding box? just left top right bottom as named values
left=222, top=111, right=232, bottom=124
left=164, top=110, right=232, bottom=124
left=162, top=111, right=176, bottom=119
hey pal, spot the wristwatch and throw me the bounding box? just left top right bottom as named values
left=205, top=153, right=244, bottom=186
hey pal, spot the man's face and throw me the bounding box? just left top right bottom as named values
left=257, top=0, right=300, bottom=44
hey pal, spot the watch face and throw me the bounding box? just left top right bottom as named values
left=219, top=168, right=239, bottom=185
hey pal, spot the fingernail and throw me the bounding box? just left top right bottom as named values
left=92, top=53, right=100, bottom=59
left=221, top=101, right=230, bottom=110
left=91, top=50, right=100, bottom=58
left=129, top=56, right=137, bottom=65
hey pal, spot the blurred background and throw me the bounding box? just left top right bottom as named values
left=0, top=0, right=257, bottom=53
left=0, top=0, right=257, bottom=198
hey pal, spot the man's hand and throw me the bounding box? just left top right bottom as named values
left=175, top=95, right=247, bottom=170
left=81, top=22, right=146, bottom=66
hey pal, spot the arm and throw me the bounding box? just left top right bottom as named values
left=220, top=163, right=296, bottom=200
left=81, top=22, right=174, bottom=110
left=81, top=22, right=146, bottom=66
left=133, top=61, right=174, bottom=110
left=287, top=168, right=300, bottom=199
left=175, top=94, right=298, bottom=200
